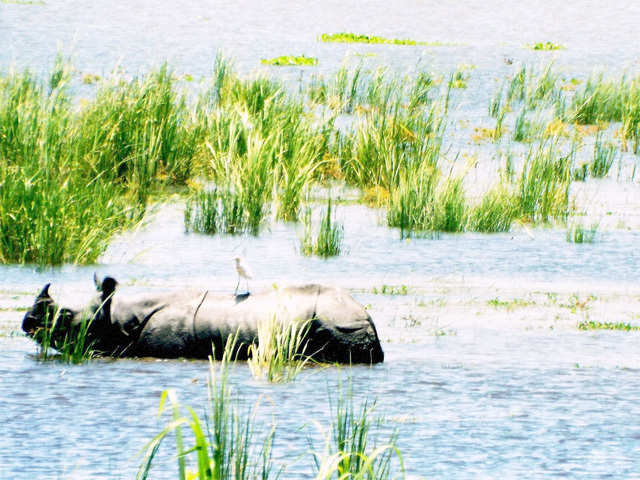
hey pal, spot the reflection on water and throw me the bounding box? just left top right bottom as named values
left=2, top=0, right=640, bottom=478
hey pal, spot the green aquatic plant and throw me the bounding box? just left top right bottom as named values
left=261, top=55, right=318, bottom=66
left=138, top=343, right=277, bottom=480
left=319, top=32, right=452, bottom=47
left=527, top=41, right=565, bottom=51
left=566, top=222, right=598, bottom=243
left=371, top=285, right=408, bottom=295
left=300, top=199, right=344, bottom=258
left=248, top=313, right=312, bottom=383
left=468, top=185, right=517, bottom=233
left=590, top=132, right=616, bottom=178
left=577, top=320, right=640, bottom=331
left=311, top=381, right=403, bottom=480
left=516, top=141, right=573, bottom=223
left=31, top=305, right=97, bottom=364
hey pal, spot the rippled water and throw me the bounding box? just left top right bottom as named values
left=2, top=1, right=640, bottom=478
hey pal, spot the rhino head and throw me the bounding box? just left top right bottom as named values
left=22, top=275, right=119, bottom=353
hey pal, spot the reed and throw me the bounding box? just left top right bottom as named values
left=0, top=60, right=141, bottom=265
left=468, top=185, right=517, bottom=233
left=516, top=141, right=573, bottom=223
left=568, top=74, right=626, bottom=125
left=386, top=164, right=439, bottom=237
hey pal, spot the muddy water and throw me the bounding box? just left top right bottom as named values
left=2, top=0, right=640, bottom=478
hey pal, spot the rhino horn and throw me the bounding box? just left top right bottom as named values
left=37, top=283, right=51, bottom=299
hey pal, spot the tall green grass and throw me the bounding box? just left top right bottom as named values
left=516, top=141, right=573, bottom=223
left=0, top=59, right=142, bottom=264
left=590, top=132, right=616, bottom=178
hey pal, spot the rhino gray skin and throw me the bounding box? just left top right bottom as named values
left=22, top=276, right=384, bottom=364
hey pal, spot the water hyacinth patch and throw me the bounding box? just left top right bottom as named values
left=319, top=32, right=454, bottom=47
left=261, top=55, right=318, bottom=66
left=527, top=41, right=565, bottom=51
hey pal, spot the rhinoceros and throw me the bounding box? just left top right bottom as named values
left=21, top=276, right=384, bottom=364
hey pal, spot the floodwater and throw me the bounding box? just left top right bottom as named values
left=2, top=1, right=640, bottom=479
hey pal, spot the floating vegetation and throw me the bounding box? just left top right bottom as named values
left=488, top=297, right=535, bottom=310
left=371, top=285, right=408, bottom=295
left=577, top=320, right=640, bottom=331
left=566, top=222, right=598, bottom=243
left=81, top=73, right=101, bottom=84
left=260, top=55, right=318, bottom=66
left=319, top=32, right=454, bottom=47
left=0, top=0, right=45, bottom=4
left=528, top=41, right=565, bottom=51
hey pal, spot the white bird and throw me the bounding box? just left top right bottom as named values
left=233, top=256, right=253, bottom=295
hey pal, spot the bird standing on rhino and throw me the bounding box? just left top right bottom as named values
left=22, top=275, right=384, bottom=364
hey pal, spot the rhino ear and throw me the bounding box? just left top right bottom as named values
left=100, top=276, right=118, bottom=300
left=37, top=283, right=51, bottom=299
left=94, top=273, right=118, bottom=295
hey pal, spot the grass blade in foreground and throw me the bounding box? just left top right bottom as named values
left=138, top=339, right=277, bottom=480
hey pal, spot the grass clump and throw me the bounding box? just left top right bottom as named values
left=468, top=185, right=517, bottom=233
left=248, top=314, right=312, bottom=383
left=566, top=222, right=598, bottom=243
left=261, top=55, right=318, bottom=66
left=300, top=199, right=344, bottom=258
left=515, top=142, right=573, bottom=223
left=0, top=60, right=143, bottom=265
